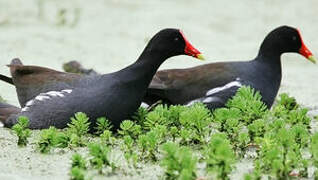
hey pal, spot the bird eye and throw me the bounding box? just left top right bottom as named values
left=174, top=37, right=179, bottom=41
left=292, top=36, right=297, bottom=41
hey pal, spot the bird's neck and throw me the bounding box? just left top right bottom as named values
left=256, top=40, right=283, bottom=66
left=114, top=49, right=168, bottom=89
left=254, top=52, right=282, bottom=70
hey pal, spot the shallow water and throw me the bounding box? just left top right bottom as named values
left=0, top=0, right=318, bottom=179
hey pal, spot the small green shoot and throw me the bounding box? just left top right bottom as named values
left=70, top=167, right=85, bottom=180
left=88, top=143, right=116, bottom=174
left=204, top=133, right=236, bottom=179
left=95, top=117, right=113, bottom=135
left=160, top=142, right=197, bottom=180
left=72, top=153, right=87, bottom=170
left=37, top=127, right=68, bottom=153
left=66, top=112, right=90, bottom=147
left=12, top=116, right=31, bottom=146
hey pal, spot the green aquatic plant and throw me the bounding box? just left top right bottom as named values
left=143, top=104, right=186, bottom=130
left=66, top=112, right=90, bottom=147
left=37, top=127, right=68, bottom=153
left=169, top=126, right=179, bottom=141
left=131, top=107, right=148, bottom=124
left=311, top=133, right=318, bottom=170
left=100, top=130, right=116, bottom=146
left=137, top=130, right=160, bottom=161
left=122, top=135, right=138, bottom=167
left=204, top=133, right=236, bottom=180
left=144, top=105, right=171, bottom=130
left=272, top=93, right=310, bottom=128
left=179, top=128, right=194, bottom=145
left=248, top=119, right=266, bottom=141
left=276, top=93, right=299, bottom=111
left=254, top=125, right=309, bottom=178
left=160, top=142, right=197, bottom=180
left=95, top=117, right=113, bottom=135
left=6, top=87, right=317, bottom=179
left=290, top=124, right=310, bottom=148
left=88, top=143, right=116, bottom=174
left=226, top=86, right=268, bottom=124
left=136, top=124, right=169, bottom=161
left=70, top=167, right=86, bottom=180
left=179, top=103, right=212, bottom=144
left=72, top=153, right=87, bottom=170
left=67, top=112, right=90, bottom=136
left=12, top=116, right=31, bottom=146
left=70, top=153, right=87, bottom=180
left=213, top=108, right=241, bottom=131
left=118, top=120, right=142, bottom=139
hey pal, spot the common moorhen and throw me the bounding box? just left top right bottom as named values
left=0, top=28, right=203, bottom=130
left=143, top=26, right=316, bottom=110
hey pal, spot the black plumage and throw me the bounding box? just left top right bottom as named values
left=143, top=26, right=316, bottom=110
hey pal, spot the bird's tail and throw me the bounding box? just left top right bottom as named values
left=0, top=74, right=13, bottom=85
left=0, top=102, right=20, bottom=126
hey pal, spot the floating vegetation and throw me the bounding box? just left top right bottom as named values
left=11, top=116, right=31, bottom=146
left=8, top=86, right=318, bottom=179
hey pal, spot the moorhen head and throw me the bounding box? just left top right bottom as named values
left=144, top=25, right=315, bottom=110
left=0, top=28, right=203, bottom=130
left=258, top=26, right=315, bottom=62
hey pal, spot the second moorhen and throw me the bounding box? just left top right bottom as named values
left=0, top=58, right=84, bottom=107
left=143, top=26, right=316, bottom=110
left=0, top=28, right=203, bottom=130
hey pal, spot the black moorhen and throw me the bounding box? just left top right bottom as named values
left=143, top=26, right=316, bottom=110
left=0, top=28, right=203, bottom=130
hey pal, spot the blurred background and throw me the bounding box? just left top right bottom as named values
left=0, top=0, right=317, bottom=108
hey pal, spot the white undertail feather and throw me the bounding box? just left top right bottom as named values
left=21, top=89, right=73, bottom=112
left=186, top=99, right=203, bottom=106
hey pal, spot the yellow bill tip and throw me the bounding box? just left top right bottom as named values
left=308, top=55, right=316, bottom=64
left=196, top=54, right=205, bottom=61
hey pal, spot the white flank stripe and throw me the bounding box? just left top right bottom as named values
left=0, top=122, right=4, bottom=127
left=46, top=91, right=64, bottom=97
left=21, top=107, right=29, bottom=112
left=203, top=97, right=217, bottom=103
left=25, top=100, right=34, bottom=107
left=22, top=89, right=73, bottom=111
left=62, top=89, right=73, bottom=93
left=206, top=81, right=242, bottom=96
left=35, top=95, right=51, bottom=101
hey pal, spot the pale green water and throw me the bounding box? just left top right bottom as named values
left=0, top=0, right=318, bottom=179
left=0, top=0, right=318, bottom=108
